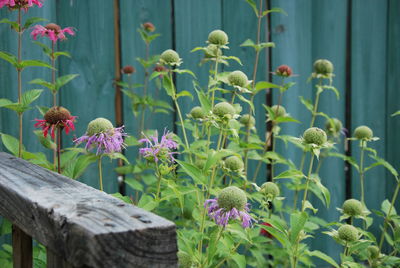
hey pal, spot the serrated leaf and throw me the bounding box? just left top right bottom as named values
left=254, top=81, right=280, bottom=94
left=162, top=74, right=175, bottom=98
left=366, top=154, right=398, bottom=178
left=53, top=51, right=71, bottom=59
left=299, top=96, right=314, bottom=112
left=55, top=74, right=79, bottom=91
left=290, top=212, right=308, bottom=244
left=125, top=177, right=144, bottom=192
left=0, top=18, right=19, bottom=31
left=0, top=51, right=18, bottom=67
left=111, top=192, right=133, bottom=204
left=0, top=98, right=13, bottom=107
left=22, top=89, right=42, bottom=106
left=176, top=159, right=207, bottom=185
left=29, top=78, right=54, bottom=90
left=274, top=169, right=304, bottom=180
left=381, top=199, right=397, bottom=217
left=176, top=90, right=193, bottom=100
left=23, top=17, right=47, bottom=29
left=0, top=133, right=22, bottom=156
left=173, top=68, right=196, bottom=78
left=245, top=0, right=258, bottom=16
left=33, top=130, right=56, bottom=150
left=240, top=39, right=255, bottom=47
left=195, top=87, right=211, bottom=113
left=307, top=250, right=339, bottom=268
left=107, top=152, right=130, bottom=164
left=19, top=60, right=53, bottom=70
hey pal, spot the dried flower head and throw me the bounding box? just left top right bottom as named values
left=271, top=105, right=286, bottom=118
left=213, top=102, right=236, bottom=118
left=303, top=127, right=327, bottom=146
left=353, top=125, right=373, bottom=140
left=224, top=155, right=244, bottom=172
left=142, top=22, right=155, bottom=32
left=228, top=70, right=249, bottom=88
left=338, top=224, right=358, bottom=242
left=189, top=106, right=206, bottom=120
left=240, top=114, right=255, bottom=127
left=208, top=29, right=228, bottom=46
left=325, top=118, right=343, bottom=137
left=342, top=199, right=363, bottom=217
left=275, top=65, right=292, bottom=77
left=31, top=23, right=75, bottom=43
left=0, top=0, right=43, bottom=10
left=205, top=186, right=254, bottom=228
left=74, top=118, right=126, bottom=155
left=367, top=245, right=379, bottom=260
left=160, top=49, right=181, bottom=66
left=139, top=129, right=178, bottom=163
left=121, top=65, right=135, bottom=75
left=313, top=59, right=334, bottom=75
left=261, top=182, right=280, bottom=199
left=34, top=106, right=76, bottom=140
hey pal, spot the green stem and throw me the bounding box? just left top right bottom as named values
left=57, top=128, right=61, bottom=174
left=155, top=163, right=162, bottom=200
left=17, top=9, right=22, bottom=158
left=293, top=151, right=306, bottom=209
left=98, top=156, right=103, bottom=191
left=51, top=43, right=57, bottom=169
left=301, top=153, right=315, bottom=212
left=210, top=53, right=219, bottom=108
left=214, top=242, right=241, bottom=268
left=309, top=79, right=322, bottom=128
left=379, top=179, right=400, bottom=251
left=359, top=141, right=365, bottom=205
left=140, top=42, right=150, bottom=134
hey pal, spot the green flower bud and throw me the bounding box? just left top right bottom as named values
left=342, top=199, right=363, bottom=217
left=213, top=102, right=236, bottom=118
left=224, top=155, right=244, bottom=172
left=160, top=49, right=181, bottom=66
left=204, top=44, right=222, bottom=58
left=303, top=127, right=327, bottom=146
left=195, top=158, right=206, bottom=170
left=228, top=70, right=248, bottom=87
left=217, top=186, right=247, bottom=211
left=240, top=114, right=255, bottom=127
left=313, top=59, right=334, bottom=75
left=87, top=118, right=114, bottom=136
left=367, top=245, right=379, bottom=260
left=338, top=224, right=358, bottom=242
left=325, top=118, right=343, bottom=136
left=271, top=105, right=286, bottom=118
left=260, top=182, right=280, bottom=198
left=208, top=29, right=228, bottom=46
left=44, top=106, right=72, bottom=124
left=354, top=125, right=373, bottom=140
left=190, top=106, right=206, bottom=119
left=178, top=251, right=193, bottom=268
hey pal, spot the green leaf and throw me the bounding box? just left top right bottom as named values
left=111, top=193, right=133, bottom=204
left=327, top=152, right=359, bottom=171
left=22, top=89, right=42, bottom=106
left=53, top=51, right=71, bottom=59
left=162, top=75, right=175, bottom=98
left=173, top=68, right=197, bottom=78
left=176, top=90, right=193, bottom=100
left=138, top=194, right=157, bottom=211
left=240, top=39, right=255, bottom=47
left=29, top=78, right=54, bottom=90
left=299, top=96, right=314, bottom=112
left=69, top=154, right=97, bottom=179
left=306, top=250, right=339, bottom=268
left=195, top=88, right=211, bottom=112
left=55, top=74, right=79, bottom=91
left=33, top=41, right=52, bottom=55
left=0, top=98, right=13, bottom=107
left=204, top=150, right=233, bottom=171
left=0, top=133, right=22, bottom=156
left=254, top=81, right=280, bottom=94
left=23, top=17, right=47, bottom=29
left=0, top=51, right=18, bottom=67
left=33, top=130, right=56, bottom=150
left=381, top=199, right=397, bottom=217
left=274, top=169, right=304, bottom=180
left=36, top=105, right=49, bottom=116
left=125, top=177, right=144, bottom=192
left=19, top=60, right=53, bottom=70
left=366, top=154, right=398, bottom=178
left=236, top=94, right=254, bottom=114
left=0, top=219, right=11, bottom=236
left=231, top=253, right=246, bottom=268
left=107, top=152, right=130, bottom=164
left=0, top=18, right=19, bottom=31
left=176, top=160, right=207, bottom=185
left=245, top=0, right=258, bottom=16
left=392, top=110, right=400, bottom=117
left=290, top=212, right=308, bottom=244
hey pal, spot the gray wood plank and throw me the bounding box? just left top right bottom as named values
left=0, top=152, right=177, bottom=268
left=12, top=225, right=32, bottom=268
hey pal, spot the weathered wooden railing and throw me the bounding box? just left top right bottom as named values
left=0, top=152, right=178, bottom=268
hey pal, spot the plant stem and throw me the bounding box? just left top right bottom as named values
left=309, top=79, right=323, bottom=128
left=214, top=242, right=241, bottom=268
left=140, top=42, right=150, bottom=134
left=51, top=42, right=57, bottom=169
left=98, top=156, right=103, bottom=191
left=17, top=8, right=22, bottom=158
left=57, top=128, right=61, bottom=174
left=301, top=153, right=315, bottom=212
left=293, top=151, right=307, bottom=209
left=359, top=141, right=366, bottom=205
left=379, top=179, right=400, bottom=251
left=155, top=163, right=162, bottom=200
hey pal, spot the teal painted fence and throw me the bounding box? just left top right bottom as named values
left=1, top=0, right=399, bottom=263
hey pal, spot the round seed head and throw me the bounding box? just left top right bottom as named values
left=261, top=182, right=280, bottom=198
left=240, top=114, right=255, bottom=127
left=367, top=245, right=379, bottom=260
left=177, top=251, right=193, bottom=268
left=342, top=199, right=363, bottom=217
left=325, top=118, right=343, bottom=136
left=86, top=118, right=114, bottom=136
left=354, top=125, right=373, bottom=140
left=271, top=105, right=286, bottom=117
left=44, top=106, right=71, bottom=124
left=338, top=224, right=358, bottom=242
left=228, top=71, right=249, bottom=87
left=303, top=127, right=327, bottom=146
left=276, top=65, right=293, bottom=77
left=142, top=22, right=155, bottom=32
left=45, top=23, right=61, bottom=32
left=194, top=158, right=206, bottom=170
left=213, top=102, right=236, bottom=117
left=160, top=49, right=180, bottom=65
left=190, top=106, right=206, bottom=119
left=313, top=59, right=334, bottom=75
left=224, top=155, right=244, bottom=172
left=208, top=29, right=228, bottom=46
left=217, top=186, right=247, bottom=211
left=122, top=65, right=135, bottom=74
left=204, top=44, right=222, bottom=58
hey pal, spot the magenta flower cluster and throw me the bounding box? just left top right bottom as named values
left=31, top=24, right=75, bottom=43
left=0, top=0, right=43, bottom=10
left=139, top=130, right=178, bottom=162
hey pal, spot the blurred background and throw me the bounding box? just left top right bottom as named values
left=1, top=0, right=399, bottom=262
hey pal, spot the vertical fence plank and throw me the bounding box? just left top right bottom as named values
left=310, top=0, right=348, bottom=260
left=173, top=0, right=222, bottom=142
left=351, top=0, right=388, bottom=234
left=222, top=0, right=268, bottom=182
left=12, top=226, right=32, bottom=268
left=46, top=249, right=72, bottom=268
left=57, top=0, right=118, bottom=192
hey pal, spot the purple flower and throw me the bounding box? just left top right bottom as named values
left=204, top=186, right=255, bottom=228
left=139, top=129, right=178, bottom=163
left=74, top=118, right=126, bottom=155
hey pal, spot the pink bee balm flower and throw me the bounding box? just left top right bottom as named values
left=0, top=0, right=43, bottom=10
left=31, top=23, right=75, bottom=43
left=139, top=129, right=178, bottom=163
left=34, top=106, right=76, bottom=140
left=205, top=186, right=255, bottom=228
left=74, top=118, right=126, bottom=155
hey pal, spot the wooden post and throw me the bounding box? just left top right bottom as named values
left=47, top=249, right=72, bottom=268
left=12, top=225, right=32, bottom=268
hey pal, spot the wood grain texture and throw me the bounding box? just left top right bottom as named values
left=0, top=152, right=177, bottom=268
left=12, top=225, right=32, bottom=268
